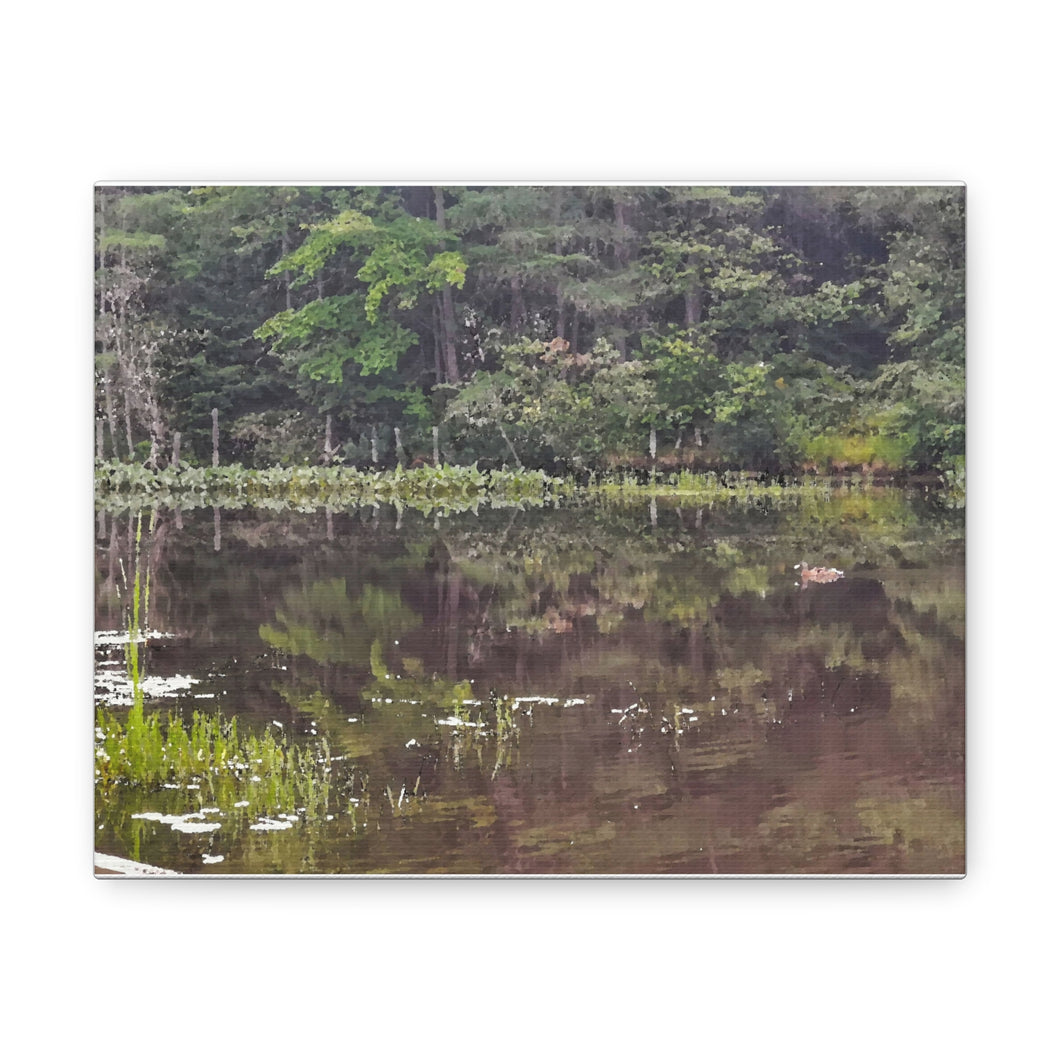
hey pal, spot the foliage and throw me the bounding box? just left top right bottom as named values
left=95, top=185, right=964, bottom=475
left=95, top=705, right=332, bottom=818
left=94, top=459, right=564, bottom=513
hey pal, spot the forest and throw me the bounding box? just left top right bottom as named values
left=94, top=184, right=965, bottom=479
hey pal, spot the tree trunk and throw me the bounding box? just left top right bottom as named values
left=432, top=302, right=443, bottom=384
left=171, top=431, right=181, bottom=469
left=117, top=231, right=135, bottom=459
left=440, top=286, right=459, bottom=383
left=147, top=400, right=165, bottom=470
left=685, top=288, right=702, bottom=326
left=614, top=197, right=631, bottom=266
left=96, top=192, right=106, bottom=315
left=102, top=366, right=120, bottom=459
left=96, top=194, right=120, bottom=458
left=551, top=187, right=567, bottom=341
left=510, top=276, right=525, bottom=332
left=123, top=390, right=135, bottom=459
left=434, top=188, right=460, bottom=384
left=281, top=227, right=292, bottom=311
left=212, top=408, right=220, bottom=467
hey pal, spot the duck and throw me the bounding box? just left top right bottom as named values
left=795, top=561, right=844, bottom=585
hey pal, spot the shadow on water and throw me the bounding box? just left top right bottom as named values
left=94, top=491, right=964, bottom=875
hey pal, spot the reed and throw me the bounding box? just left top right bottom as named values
left=96, top=705, right=334, bottom=821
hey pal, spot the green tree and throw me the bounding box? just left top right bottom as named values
left=95, top=187, right=178, bottom=465
left=253, top=191, right=467, bottom=460
left=93, top=184, right=964, bottom=475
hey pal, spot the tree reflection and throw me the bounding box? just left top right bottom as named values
left=259, top=579, right=422, bottom=668
left=95, top=494, right=963, bottom=873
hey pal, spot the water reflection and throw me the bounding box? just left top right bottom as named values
left=94, top=492, right=964, bottom=875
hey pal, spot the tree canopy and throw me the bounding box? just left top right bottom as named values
left=95, top=184, right=964, bottom=475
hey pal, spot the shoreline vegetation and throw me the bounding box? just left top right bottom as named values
left=95, top=186, right=964, bottom=491
left=94, top=459, right=963, bottom=513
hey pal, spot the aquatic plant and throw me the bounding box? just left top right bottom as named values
left=587, top=468, right=864, bottom=506
left=95, top=460, right=953, bottom=519
left=96, top=502, right=340, bottom=845
left=95, top=460, right=563, bottom=513
left=95, top=706, right=334, bottom=820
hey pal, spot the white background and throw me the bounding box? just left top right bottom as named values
left=3, top=3, right=1055, bottom=1056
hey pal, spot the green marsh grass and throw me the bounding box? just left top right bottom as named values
left=95, top=706, right=334, bottom=822
left=96, top=504, right=338, bottom=836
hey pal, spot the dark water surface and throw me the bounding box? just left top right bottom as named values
left=94, top=491, right=964, bottom=875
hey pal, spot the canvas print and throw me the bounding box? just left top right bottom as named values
left=94, top=184, right=965, bottom=877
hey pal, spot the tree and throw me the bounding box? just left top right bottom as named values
left=445, top=336, right=659, bottom=468
left=95, top=187, right=176, bottom=465
left=252, top=191, right=467, bottom=457
left=93, top=184, right=965, bottom=474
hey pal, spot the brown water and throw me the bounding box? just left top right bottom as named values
left=94, top=491, right=964, bottom=875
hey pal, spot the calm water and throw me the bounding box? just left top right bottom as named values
left=94, top=490, right=965, bottom=875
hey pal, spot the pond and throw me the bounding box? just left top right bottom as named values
left=94, top=488, right=965, bottom=875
